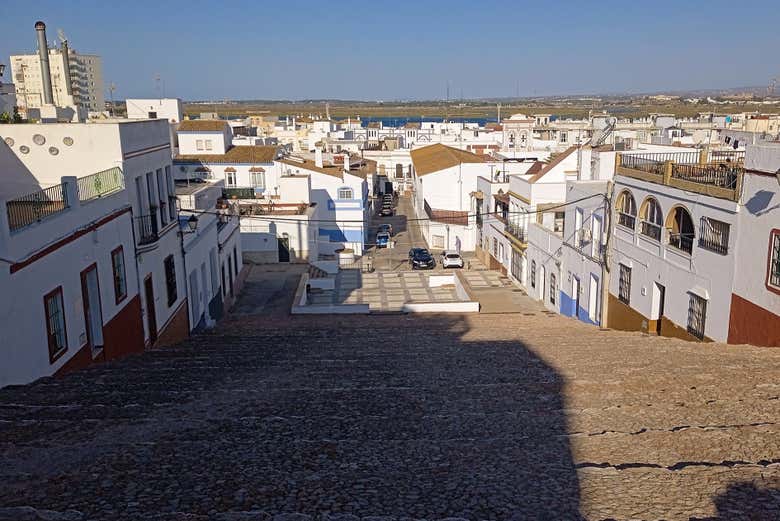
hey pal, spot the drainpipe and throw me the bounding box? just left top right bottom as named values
left=599, top=180, right=615, bottom=328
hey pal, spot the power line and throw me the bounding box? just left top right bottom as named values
left=182, top=193, right=605, bottom=225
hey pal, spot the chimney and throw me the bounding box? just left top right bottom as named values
left=35, top=21, right=54, bottom=105
left=315, top=148, right=323, bottom=168
left=61, top=39, right=73, bottom=96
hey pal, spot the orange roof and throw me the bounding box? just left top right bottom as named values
left=175, top=145, right=278, bottom=164
left=277, top=158, right=345, bottom=179
left=178, top=120, right=228, bottom=131
left=410, top=143, right=486, bottom=176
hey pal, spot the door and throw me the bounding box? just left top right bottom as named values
left=540, top=265, right=546, bottom=302
left=144, top=275, right=158, bottom=344
left=572, top=276, right=580, bottom=318
left=588, top=274, right=599, bottom=324
left=80, top=264, right=104, bottom=353
left=278, top=237, right=290, bottom=262
left=654, top=283, right=666, bottom=335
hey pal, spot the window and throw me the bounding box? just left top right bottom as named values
left=549, top=273, right=556, bottom=305
left=148, top=111, right=157, bottom=119
left=251, top=171, right=265, bottom=189
left=196, top=139, right=204, bottom=151
left=768, top=230, right=780, bottom=291
left=668, top=206, right=695, bottom=254
left=687, top=293, right=707, bottom=340
left=699, top=217, right=730, bottom=255
left=492, top=237, right=498, bottom=257
left=205, top=139, right=213, bottom=151
left=111, top=246, right=127, bottom=303
left=164, top=255, right=177, bottom=307
left=640, top=198, right=663, bottom=241
left=530, top=260, right=536, bottom=288
left=233, top=247, right=239, bottom=276
left=221, top=264, right=226, bottom=298
left=226, top=171, right=237, bottom=187
left=618, top=264, right=631, bottom=305
left=156, top=169, right=168, bottom=225
left=338, top=187, right=354, bottom=199
left=560, top=131, right=568, bottom=143
left=616, top=190, right=637, bottom=229
left=574, top=208, right=583, bottom=246
left=44, top=287, right=68, bottom=363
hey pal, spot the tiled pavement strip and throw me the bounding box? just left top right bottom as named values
left=1, top=273, right=779, bottom=520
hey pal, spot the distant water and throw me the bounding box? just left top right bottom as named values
left=357, top=116, right=491, bottom=127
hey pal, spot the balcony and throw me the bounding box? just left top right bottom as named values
left=6, top=183, right=69, bottom=233
left=616, top=151, right=744, bottom=202
left=77, top=167, right=124, bottom=202
left=135, top=211, right=159, bottom=245
left=223, top=186, right=263, bottom=199
left=668, top=232, right=694, bottom=255
left=505, top=221, right=526, bottom=243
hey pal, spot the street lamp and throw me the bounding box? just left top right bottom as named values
left=184, top=214, right=198, bottom=233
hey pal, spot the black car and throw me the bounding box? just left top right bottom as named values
left=409, top=248, right=435, bottom=269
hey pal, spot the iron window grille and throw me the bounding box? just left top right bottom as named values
left=549, top=274, right=556, bottom=305
left=111, top=246, right=127, bottom=303
left=699, top=217, right=730, bottom=255
left=687, top=293, right=707, bottom=340
left=769, top=232, right=780, bottom=289
left=618, top=264, right=631, bottom=305
left=530, top=261, right=536, bottom=289
left=164, top=255, right=178, bottom=307
left=44, top=287, right=68, bottom=362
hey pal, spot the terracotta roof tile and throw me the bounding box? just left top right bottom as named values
left=411, top=143, right=486, bottom=176
left=175, top=145, right=278, bottom=164
left=178, top=120, right=229, bottom=131
left=528, top=146, right=577, bottom=183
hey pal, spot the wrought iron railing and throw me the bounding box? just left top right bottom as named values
left=698, top=217, right=730, bottom=255
left=671, top=163, right=739, bottom=189
left=135, top=211, right=159, bottom=245
left=619, top=154, right=666, bottom=175
left=668, top=232, right=694, bottom=254
left=640, top=220, right=662, bottom=241
left=6, top=183, right=69, bottom=232
left=505, top=221, right=526, bottom=242
left=223, top=187, right=258, bottom=199
left=77, top=167, right=124, bottom=202
left=708, top=149, right=745, bottom=163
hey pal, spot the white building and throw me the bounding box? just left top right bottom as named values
left=0, top=119, right=190, bottom=357
left=608, top=147, right=751, bottom=342
left=126, top=98, right=184, bottom=124
left=11, top=37, right=104, bottom=115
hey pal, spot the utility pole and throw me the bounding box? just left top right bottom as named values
left=108, top=82, right=116, bottom=117
left=600, top=179, right=615, bottom=328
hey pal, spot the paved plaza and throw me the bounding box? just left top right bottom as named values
left=1, top=305, right=779, bottom=520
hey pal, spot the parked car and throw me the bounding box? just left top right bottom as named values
left=440, top=251, right=464, bottom=269
left=376, top=232, right=391, bottom=248
left=378, top=223, right=393, bottom=235
left=380, top=206, right=394, bottom=217
left=409, top=248, right=435, bottom=270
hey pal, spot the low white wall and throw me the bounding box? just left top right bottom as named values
left=402, top=301, right=480, bottom=313
left=428, top=274, right=456, bottom=288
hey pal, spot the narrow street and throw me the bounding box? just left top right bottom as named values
left=366, top=194, right=427, bottom=272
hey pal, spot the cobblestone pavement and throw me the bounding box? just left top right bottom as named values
left=1, top=310, right=779, bottom=520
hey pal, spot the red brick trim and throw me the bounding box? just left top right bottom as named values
left=10, top=207, right=132, bottom=274
left=767, top=228, right=780, bottom=296
left=43, top=286, right=68, bottom=364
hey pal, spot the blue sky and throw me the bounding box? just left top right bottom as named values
left=2, top=0, right=779, bottom=101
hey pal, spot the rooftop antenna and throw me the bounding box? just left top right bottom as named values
left=154, top=73, right=165, bottom=99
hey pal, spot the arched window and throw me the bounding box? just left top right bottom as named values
left=530, top=260, right=536, bottom=288
left=639, top=197, right=663, bottom=240
left=616, top=190, right=637, bottom=229
left=337, top=187, right=354, bottom=200
left=667, top=206, right=695, bottom=254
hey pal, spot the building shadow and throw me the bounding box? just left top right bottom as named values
left=0, top=312, right=582, bottom=519
left=692, top=482, right=780, bottom=521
